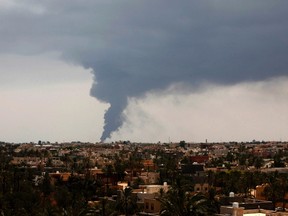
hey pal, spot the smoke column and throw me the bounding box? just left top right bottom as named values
left=1, top=1, right=288, bottom=141
left=85, top=1, right=288, bottom=141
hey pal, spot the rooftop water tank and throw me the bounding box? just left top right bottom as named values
left=232, top=202, right=239, bottom=208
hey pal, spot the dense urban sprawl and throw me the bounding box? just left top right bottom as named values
left=1, top=140, right=288, bottom=215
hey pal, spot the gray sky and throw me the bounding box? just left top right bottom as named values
left=1, top=0, right=288, bottom=143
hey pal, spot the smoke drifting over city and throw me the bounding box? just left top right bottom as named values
left=82, top=1, right=288, bottom=141
left=1, top=1, right=288, bottom=141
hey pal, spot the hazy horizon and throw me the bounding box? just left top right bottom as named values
left=1, top=1, right=288, bottom=143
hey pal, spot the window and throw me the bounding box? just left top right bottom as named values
left=151, top=203, right=154, bottom=211
left=146, top=202, right=149, bottom=209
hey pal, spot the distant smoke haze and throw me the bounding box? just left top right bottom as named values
left=85, top=1, right=288, bottom=141
left=1, top=1, right=288, bottom=141
left=109, top=78, right=288, bottom=143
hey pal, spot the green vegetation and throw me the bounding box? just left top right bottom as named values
left=1, top=141, right=288, bottom=215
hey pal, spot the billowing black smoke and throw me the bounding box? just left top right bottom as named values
left=84, top=1, right=288, bottom=141
left=1, top=1, right=288, bottom=141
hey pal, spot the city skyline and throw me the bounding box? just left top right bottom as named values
left=1, top=1, right=288, bottom=143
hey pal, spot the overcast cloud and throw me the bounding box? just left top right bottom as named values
left=111, top=78, right=288, bottom=143
left=1, top=1, right=288, bottom=142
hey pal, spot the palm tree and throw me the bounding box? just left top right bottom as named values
left=103, top=164, right=114, bottom=196
left=254, top=156, right=264, bottom=169
left=126, top=150, right=143, bottom=182
left=159, top=192, right=215, bottom=216
left=263, top=172, right=288, bottom=209
left=115, top=187, right=138, bottom=216
left=158, top=178, right=217, bottom=216
left=207, top=187, right=221, bottom=214
left=62, top=154, right=73, bottom=170
left=114, top=154, right=126, bottom=182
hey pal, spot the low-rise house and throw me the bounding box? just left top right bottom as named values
left=10, top=156, right=43, bottom=166
left=219, top=205, right=275, bottom=216
left=137, top=183, right=169, bottom=215
left=218, top=195, right=274, bottom=216
left=194, top=182, right=210, bottom=194
left=181, top=163, right=205, bottom=176
left=50, top=157, right=64, bottom=167
left=49, top=171, right=71, bottom=184
left=139, top=172, right=159, bottom=185
left=190, top=155, right=210, bottom=164
left=88, top=167, right=103, bottom=176
left=142, top=159, right=157, bottom=171
left=219, top=201, right=287, bottom=216
left=255, top=183, right=288, bottom=209
left=143, top=197, right=162, bottom=215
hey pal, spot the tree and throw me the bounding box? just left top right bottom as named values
left=239, top=171, right=255, bottom=197
left=237, top=154, right=247, bottom=167
left=207, top=187, right=221, bottom=214
left=115, top=187, right=138, bottom=216
left=254, top=156, right=264, bottom=169
left=179, top=141, right=186, bottom=149
left=114, top=154, right=126, bottom=182
left=41, top=172, right=52, bottom=197
left=103, top=164, right=114, bottom=196
left=273, top=153, right=285, bottom=167
left=158, top=153, right=179, bottom=184
left=131, top=177, right=144, bottom=189
left=61, top=154, right=73, bottom=170
left=125, top=150, right=143, bottom=182
left=158, top=178, right=217, bottom=216
left=54, top=185, right=72, bottom=212
left=263, top=172, right=288, bottom=209
left=225, top=152, right=234, bottom=163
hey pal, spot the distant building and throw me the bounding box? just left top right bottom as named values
left=219, top=197, right=276, bottom=216
left=49, top=171, right=71, bottom=184
left=181, top=163, right=204, bottom=175
left=11, top=157, right=43, bottom=166
left=194, top=182, right=209, bottom=194
left=137, top=183, right=169, bottom=215
left=139, top=172, right=159, bottom=185
left=143, top=198, right=161, bottom=215
left=190, top=155, right=209, bottom=164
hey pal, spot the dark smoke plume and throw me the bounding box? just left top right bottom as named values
left=1, top=1, right=288, bottom=141
left=86, top=1, right=288, bottom=141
